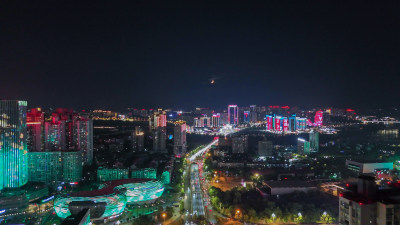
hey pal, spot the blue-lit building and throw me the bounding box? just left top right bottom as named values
left=296, top=117, right=307, bottom=130
left=266, top=115, right=273, bottom=130
left=228, top=105, right=238, bottom=125
left=289, top=115, right=297, bottom=132
left=243, top=111, right=250, bottom=123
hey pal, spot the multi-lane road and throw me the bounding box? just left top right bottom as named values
left=190, top=164, right=205, bottom=217
left=184, top=126, right=238, bottom=224
left=184, top=139, right=219, bottom=225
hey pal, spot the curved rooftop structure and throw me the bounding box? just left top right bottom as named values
left=54, top=179, right=164, bottom=219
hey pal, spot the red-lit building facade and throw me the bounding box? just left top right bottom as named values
left=149, top=109, right=167, bottom=153
left=27, top=108, right=93, bottom=165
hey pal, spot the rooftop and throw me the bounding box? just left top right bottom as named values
left=69, top=178, right=152, bottom=197
left=346, top=159, right=392, bottom=164
left=264, top=181, right=317, bottom=188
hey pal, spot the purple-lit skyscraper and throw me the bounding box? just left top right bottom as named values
left=228, top=105, right=239, bottom=125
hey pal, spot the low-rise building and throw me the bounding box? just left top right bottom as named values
left=97, top=167, right=129, bottom=182
left=218, top=162, right=245, bottom=168
left=131, top=168, right=157, bottom=180
left=345, top=160, right=393, bottom=174
left=263, top=181, right=317, bottom=195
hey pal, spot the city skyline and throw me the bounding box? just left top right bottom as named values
left=1, top=1, right=400, bottom=224
left=1, top=1, right=399, bottom=110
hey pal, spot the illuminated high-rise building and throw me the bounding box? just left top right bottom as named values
left=288, top=115, right=297, bottom=132
left=266, top=115, right=292, bottom=132
left=194, top=117, right=200, bottom=127
left=27, top=108, right=45, bottom=151
left=296, top=117, right=307, bottom=130
left=28, top=151, right=82, bottom=184
left=149, top=109, right=167, bottom=130
left=201, top=115, right=211, bottom=127
left=150, top=110, right=167, bottom=153
left=132, top=126, right=144, bottom=152
left=297, top=138, right=310, bottom=155
left=274, top=116, right=281, bottom=131
left=0, top=100, right=28, bottom=190
left=228, top=105, right=239, bottom=125
left=266, top=115, right=273, bottom=131
left=282, top=117, right=289, bottom=132
left=194, top=115, right=211, bottom=128
left=62, top=151, right=82, bottom=183
left=42, top=109, right=93, bottom=165
left=314, top=110, right=323, bottom=126
left=28, top=151, right=63, bottom=184
left=212, top=113, right=220, bottom=128
left=243, top=111, right=250, bottom=123
left=73, top=117, right=93, bottom=165
left=309, top=130, right=319, bottom=152
left=153, top=128, right=167, bottom=153
left=273, top=116, right=287, bottom=131
left=173, top=120, right=187, bottom=157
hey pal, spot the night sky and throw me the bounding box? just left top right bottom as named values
left=1, top=1, right=399, bottom=110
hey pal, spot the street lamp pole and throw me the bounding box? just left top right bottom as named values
left=236, top=209, right=244, bottom=223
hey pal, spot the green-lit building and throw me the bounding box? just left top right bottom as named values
left=97, top=167, right=129, bottom=182
left=63, top=151, right=82, bottom=182
left=28, top=152, right=62, bottom=184
left=161, top=171, right=170, bottom=184
left=54, top=179, right=164, bottom=220
left=0, top=100, right=28, bottom=190
left=309, top=130, right=319, bottom=152
left=297, top=138, right=311, bottom=155
left=131, top=168, right=157, bottom=179
left=28, top=151, right=82, bottom=184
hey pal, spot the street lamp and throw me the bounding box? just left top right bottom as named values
left=272, top=213, right=276, bottom=222
left=236, top=209, right=243, bottom=222
left=162, top=212, right=166, bottom=224
left=322, top=211, right=329, bottom=223
left=295, top=212, right=302, bottom=224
